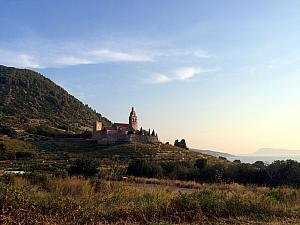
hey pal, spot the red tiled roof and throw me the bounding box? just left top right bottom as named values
left=104, top=127, right=117, bottom=131
left=113, top=123, right=129, bottom=128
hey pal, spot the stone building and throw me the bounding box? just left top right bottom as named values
left=92, top=107, right=159, bottom=145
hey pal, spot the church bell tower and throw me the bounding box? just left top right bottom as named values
left=129, top=107, right=138, bottom=130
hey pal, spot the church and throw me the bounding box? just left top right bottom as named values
left=92, top=107, right=159, bottom=145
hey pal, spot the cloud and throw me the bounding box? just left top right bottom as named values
left=149, top=74, right=172, bottom=84
left=0, top=47, right=154, bottom=69
left=0, top=38, right=209, bottom=69
left=50, top=49, right=153, bottom=67
left=158, top=49, right=210, bottom=59
left=90, top=50, right=153, bottom=62
left=175, top=67, right=204, bottom=80
left=0, top=50, right=40, bottom=68
left=149, top=67, right=209, bottom=84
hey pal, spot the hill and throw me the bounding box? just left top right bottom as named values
left=0, top=136, right=226, bottom=170
left=0, top=65, right=111, bottom=133
left=254, top=148, right=300, bottom=156
left=189, top=148, right=235, bottom=158
left=0, top=65, right=229, bottom=172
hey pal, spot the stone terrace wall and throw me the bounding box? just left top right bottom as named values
left=127, top=134, right=159, bottom=143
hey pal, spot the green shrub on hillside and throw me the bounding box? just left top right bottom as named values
left=69, top=157, right=99, bottom=178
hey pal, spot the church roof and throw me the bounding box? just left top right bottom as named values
left=113, top=123, right=129, bottom=128
left=104, top=127, right=117, bottom=131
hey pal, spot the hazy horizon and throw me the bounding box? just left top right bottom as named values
left=1, top=1, right=300, bottom=154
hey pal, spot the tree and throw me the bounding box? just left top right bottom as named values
left=69, top=157, right=99, bottom=178
left=127, top=159, right=163, bottom=178
left=151, top=130, right=155, bottom=136
left=180, top=139, right=188, bottom=149
left=195, top=158, right=207, bottom=169
left=127, top=159, right=148, bottom=177
left=174, top=139, right=188, bottom=149
left=0, top=125, right=17, bottom=138
left=252, top=161, right=264, bottom=168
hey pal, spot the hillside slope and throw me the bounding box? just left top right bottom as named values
left=0, top=65, right=110, bottom=131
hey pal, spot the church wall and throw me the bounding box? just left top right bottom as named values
left=92, top=107, right=159, bottom=145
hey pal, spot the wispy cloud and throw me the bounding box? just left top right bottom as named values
left=51, top=49, right=153, bottom=67
left=149, top=67, right=210, bottom=84
left=157, top=49, right=210, bottom=59
left=149, top=74, right=172, bottom=84
left=0, top=50, right=40, bottom=68
left=0, top=38, right=210, bottom=69
left=0, top=48, right=153, bottom=68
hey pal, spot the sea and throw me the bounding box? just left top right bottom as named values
left=227, top=155, right=300, bottom=164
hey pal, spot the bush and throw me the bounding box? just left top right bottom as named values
left=15, top=151, right=36, bottom=160
left=174, top=139, right=188, bottom=149
left=127, top=159, right=164, bottom=178
left=52, top=168, right=68, bottom=178
left=69, top=157, right=99, bottom=178
left=0, top=125, right=17, bottom=137
left=195, top=158, right=207, bottom=169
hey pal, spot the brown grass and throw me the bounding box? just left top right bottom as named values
left=1, top=175, right=300, bottom=224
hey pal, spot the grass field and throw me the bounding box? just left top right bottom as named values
left=1, top=175, right=300, bottom=224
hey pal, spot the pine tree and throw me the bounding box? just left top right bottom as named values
left=151, top=129, right=155, bottom=136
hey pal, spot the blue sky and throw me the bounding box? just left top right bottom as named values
left=1, top=0, right=300, bottom=153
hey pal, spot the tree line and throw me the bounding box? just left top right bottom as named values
left=127, top=158, right=300, bottom=188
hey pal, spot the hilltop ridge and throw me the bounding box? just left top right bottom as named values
left=0, top=65, right=111, bottom=132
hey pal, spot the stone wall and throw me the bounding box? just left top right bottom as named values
left=93, top=132, right=159, bottom=145
left=127, top=134, right=158, bottom=143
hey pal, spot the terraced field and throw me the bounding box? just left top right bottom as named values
left=1, top=136, right=229, bottom=172
left=36, top=140, right=212, bottom=164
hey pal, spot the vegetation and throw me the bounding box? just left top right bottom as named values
left=0, top=65, right=111, bottom=135
left=0, top=175, right=300, bottom=224
left=174, top=139, right=188, bottom=149
left=69, top=157, right=99, bottom=178
left=3, top=134, right=300, bottom=188
left=127, top=158, right=300, bottom=188
left=2, top=65, right=300, bottom=223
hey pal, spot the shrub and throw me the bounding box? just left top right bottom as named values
left=15, top=151, right=36, bottom=160
left=195, top=158, right=207, bottom=169
left=0, top=124, right=17, bottom=137
left=174, top=139, right=188, bottom=149
left=127, top=159, right=164, bottom=178
left=69, top=157, right=99, bottom=178
left=52, top=168, right=68, bottom=178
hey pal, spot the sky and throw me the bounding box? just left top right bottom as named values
left=1, top=0, right=300, bottom=154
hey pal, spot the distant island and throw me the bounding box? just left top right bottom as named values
left=253, top=148, right=300, bottom=156
left=189, top=148, right=235, bottom=158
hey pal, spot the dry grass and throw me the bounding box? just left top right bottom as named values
left=1, top=175, right=300, bottom=224
left=126, top=176, right=204, bottom=189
